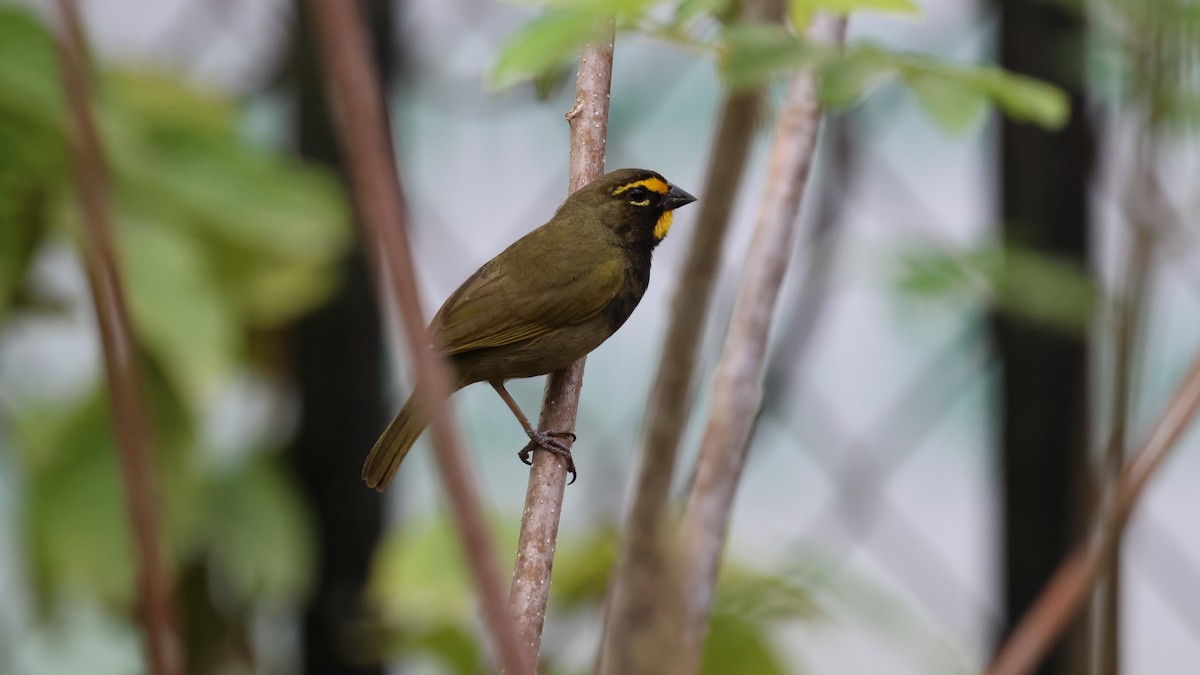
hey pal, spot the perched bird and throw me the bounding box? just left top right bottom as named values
left=363, top=168, right=696, bottom=491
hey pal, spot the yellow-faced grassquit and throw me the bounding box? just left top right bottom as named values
left=364, top=168, right=696, bottom=491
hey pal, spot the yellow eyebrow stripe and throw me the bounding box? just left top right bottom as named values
left=612, top=177, right=669, bottom=196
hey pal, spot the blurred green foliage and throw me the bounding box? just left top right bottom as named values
left=0, top=2, right=346, bottom=624
left=368, top=518, right=824, bottom=674
left=787, top=0, right=921, bottom=35
left=366, top=522, right=971, bottom=672
left=492, top=0, right=1069, bottom=132
left=1090, top=0, right=1200, bottom=130
left=897, top=244, right=1097, bottom=333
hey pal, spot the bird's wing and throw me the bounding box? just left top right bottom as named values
left=431, top=252, right=624, bottom=356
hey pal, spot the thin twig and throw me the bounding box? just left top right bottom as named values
left=508, top=31, right=615, bottom=666
left=1097, top=33, right=1166, bottom=675
left=1096, top=181, right=1153, bottom=675
left=673, top=14, right=847, bottom=671
left=52, top=2, right=182, bottom=674
left=596, top=19, right=770, bottom=675
left=987, top=349, right=1200, bottom=675
left=307, top=2, right=529, bottom=673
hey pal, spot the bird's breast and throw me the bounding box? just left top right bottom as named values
left=605, top=249, right=652, bottom=333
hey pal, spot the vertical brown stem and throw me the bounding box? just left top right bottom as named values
left=508, top=31, right=615, bottom=666
left=52, top=2, right=183, bottom=674
left=307, top=2, right=529, bottom=673
left=1096, top=220, right=1151, bottom=675
left=1096, top=16, right=1168, bottom=671
left=673, top=14, right=846, bottom=673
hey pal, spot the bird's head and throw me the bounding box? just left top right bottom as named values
left=564, top=168, right=696, bottom=249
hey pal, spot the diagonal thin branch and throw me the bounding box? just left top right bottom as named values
left=52, top=2, right=183, bottom=674
left=986, top=349, right=1200, bottom=675
left=674, top=14, right=847, bottom=671
left=306, top=2, right=529, bottom=673
left=508, top=30, right=615, bottom=667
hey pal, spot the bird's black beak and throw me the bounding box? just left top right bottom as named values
left=663, top=183, right=697, bottom=211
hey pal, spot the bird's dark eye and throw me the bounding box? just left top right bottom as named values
left=627, top=187, right=650, bottom=203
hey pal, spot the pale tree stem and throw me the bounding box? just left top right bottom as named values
left=509, top=30, right=615, bottom=667
left=308, top=2, right=530, bottom=672
left=52, top=3, right=183, bottom=674
left=674, top=14, right=847, bottom=672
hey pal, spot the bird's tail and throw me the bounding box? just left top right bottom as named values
left=363, top=385, right=440, bottom=491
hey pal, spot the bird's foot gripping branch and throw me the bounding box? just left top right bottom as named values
left=518, top=430, right=578, bottom=482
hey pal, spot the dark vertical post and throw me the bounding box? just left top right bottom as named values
left=995, top=2, right=1094, bottom=674
left=287, top=1, right=393, bottom=672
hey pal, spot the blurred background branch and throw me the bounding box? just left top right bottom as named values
left=52, top=2, right=182, bottom=673
left=307, top=1, right=528, bottom=672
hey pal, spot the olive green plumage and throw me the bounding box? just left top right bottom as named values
left=364, top=168, right=696, bottom=491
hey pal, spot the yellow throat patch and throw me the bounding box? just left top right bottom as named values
left=655, top=210, right=673, bottom=241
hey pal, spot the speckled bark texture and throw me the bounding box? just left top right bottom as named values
left=508, top=31, right=615, bottom=670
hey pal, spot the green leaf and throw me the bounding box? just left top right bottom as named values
left=676, top=0, right=737, bottom=24
left=790, top=0, right=921, bottom=32
left=721, top=23, right=816, bottom=89
left=0, top=204, right=43, bottom=315
left=16, top=374, right=199, bottom=608
left=22, top=394, right=136, bottom=606
left=104, top=71, right=349, bottom=261
left=101, top=69, right=349, bottom=328
left=715, top=568, right=825, bottom=623
left=405, top=624, right=486, bottom=675
left=203, top=459, right=314, bottom=604
left=0, top=8, right=63, bottom=128
left=702, top=613, right=791, bottom=675
left=896, top=248, right=986, bottom=299
left=905, top=71, right=989, bottom=132
left=973, top=68, right=1070, bottom=129
left=491, top=10, right=608, bottom=89
left=548, top=527, right=619, bottom=608
left=897, top=244, right=1095, bottom=333
left=532, top=61, right=576, bottom=100
left=895, top=56, right=1070, bottom=131
left=997, top=244, right=1095, bottom=332
left=817, top=46, right=896, bottom=108
left=368, top=517, right=517, bottom=626
left=0, top=7, right=65, bottom=295
left=501, top=0, right=656, bottom=9
left=120, top=213, right=240, bottom=402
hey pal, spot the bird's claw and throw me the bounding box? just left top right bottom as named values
left=518, top=430, right=578, bottom=484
